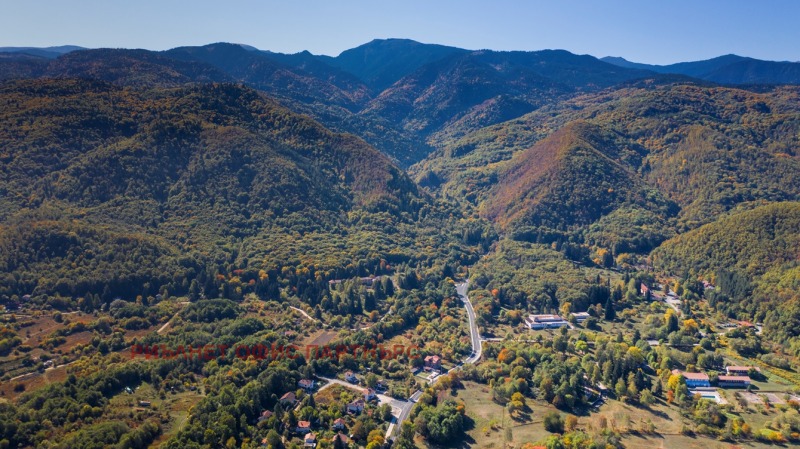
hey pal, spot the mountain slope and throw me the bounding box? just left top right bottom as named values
left=653, top=202, right=800, bottom=279
left=0, top=78, right=439, bottom=300
left=483, top=121, right=675, bottom=248
left=362, top=49, right=653, bottom=145
left=652, top=202, right=800, bottom=342
left=165, top=43, right=372, bottom=110
left=0, top=42, right=661, bottom=167
left=49, top=48, right=232, bottom=86
left=416, top=82, right=800, bottom=238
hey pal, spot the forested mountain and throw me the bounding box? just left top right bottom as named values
left=0, top=48, right=232, bottom=86
left=360, top=49, right=653, bottom=147
left=602, top=54, right=800, bottom=85
left=322, top=38, right=469, bottom=91
left=0, top=41, right=656, bottom=166
left=414, top=82, right=800, bottom=251
left=653, top=202, right=800, bottom=346
left=2, top=40, right=798, bottom=309
left=0, top=78, right=463, bottom=302
left=482, top=121, right=676, bottom=251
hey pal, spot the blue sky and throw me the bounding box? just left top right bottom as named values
left=2, top=0, right=798, bottom=64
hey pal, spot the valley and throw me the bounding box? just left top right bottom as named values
left=0, top=38, right=798, bottom=449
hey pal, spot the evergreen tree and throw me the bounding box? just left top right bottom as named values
left=188, top=279, right=201, bottom=301
left=604, top=296, right=616, bottom=321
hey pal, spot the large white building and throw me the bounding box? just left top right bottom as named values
left=526, top=314, right=569, bottom=330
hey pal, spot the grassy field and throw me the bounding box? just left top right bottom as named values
left=621, top=434, right=774, bottom=449
left=447, top=381, right=554, bottom=448
left=103, top=381, right=205, bottom=448
left=444, top=380, right=794, bottom=449
left=316, top=384, right=358, bottom=407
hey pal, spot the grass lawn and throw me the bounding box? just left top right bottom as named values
left=447, top=381, right=553, bottom=447
left=622, top=434, right=774, bottom=449
left=444, top=380, right=789, bottom=449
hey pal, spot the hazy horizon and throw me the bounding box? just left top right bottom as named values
left=1, top=0, right=799, bottom=65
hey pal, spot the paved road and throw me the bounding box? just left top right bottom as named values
left=456, top=280, right=482, bottom=364
left=388, top=280, right=483, bottom=440
left=318, top=376, right=408, bottom=441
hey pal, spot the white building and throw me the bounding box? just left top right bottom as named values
left=526, top=314, right=569, bottom=330
left=570, top=312, right=591, bottom=323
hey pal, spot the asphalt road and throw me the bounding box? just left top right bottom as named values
left=388, top=279, right=482, bottom=439
left=456, top=280, right=482, bottom=364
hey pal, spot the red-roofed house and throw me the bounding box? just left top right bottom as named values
left=257, top=410, right=273, bottom=423
left=296, top=421, right=312, bottom=433
left=304, top=433, right=317, bottom=447
left=424, top=355, right=442, bottom=371
left=298, top=379, right=316, bottom=391
left=718, top=375, right=751, bottom=388
left=332, top=417, right=346, bottom=431
left=280, top=392, right=297, bottom=406
left=347, top=398, right=365, bottom=414
left=674, top=371, right=710, bottom=388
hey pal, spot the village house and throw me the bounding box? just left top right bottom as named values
left=359, top=275, right=381, bottom=287
left=525, top=314, right=569, bottom=330
left=257, top=410, right=273, bottom=423
left=364, top=388, right=377, bottom=401
left=718, top=375, right=751, bottom=388
left=298, top=379, right=315, bottom=391
left=640, top=283, right=650, bottom=296
left=347, top=398, right=365, bottom=414
left=280, top=392, right=297, bottom=407
left=296, top=420, right=312, bottom=433
left=332, top=417, right=347, bottom=431
left=424, top=355, right=442, bottom=372
left=333, top=433, right=350, bottom=446
left=304, top=433, right=317, bottom=447
left=345, top=371, right=358, bottom=383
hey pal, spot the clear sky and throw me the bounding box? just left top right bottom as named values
left=2, top=0, right=798, bottom=64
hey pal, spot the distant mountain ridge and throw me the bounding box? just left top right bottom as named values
left=0, top=45, right=85, bottom=59
left=0, top=40, right=658, bottom=165
left=602, top=54, right=800, bottom=85
left=3, top=42, right=797, bottom=86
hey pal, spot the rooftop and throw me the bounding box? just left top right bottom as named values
left=718, top=375, right=751, bottom=382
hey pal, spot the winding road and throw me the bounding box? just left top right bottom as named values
left=457, top=280, right=482, bottom=364
left=387, top=278, right=482, bottom=439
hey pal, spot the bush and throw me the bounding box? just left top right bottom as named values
left=543, top=411, right=564, bottom=433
